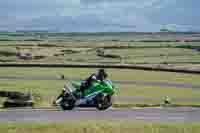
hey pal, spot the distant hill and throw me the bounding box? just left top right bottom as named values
left=0, top=31, right=200, bottom=37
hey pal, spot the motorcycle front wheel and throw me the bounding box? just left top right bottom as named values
left=60, top=98, right=76, bottom=110
left=96, top=93, right=112, bottom=111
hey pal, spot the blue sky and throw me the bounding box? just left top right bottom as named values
left=0, top=0, right=199, bottom=32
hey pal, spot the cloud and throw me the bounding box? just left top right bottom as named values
left=0, top=0, right=82, bottom=18
left=0, top=0, right=199, bottom=32
left=146, top=0, right=200, bottom=27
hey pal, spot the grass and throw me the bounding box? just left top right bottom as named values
left=0, top=67, right=200, bottom=85
left=1, top=41, right=200, bottom=64
left=0, top=80, right=200, bottom=107
left=0, top=34, right=200, bottom=107
left=116, top=84, right=200, bottom=105
left=0, top=68, right=200, bottom=107
left=0, top=121, right=200, bottom=133
left=104, top=47, right=200, bottom=64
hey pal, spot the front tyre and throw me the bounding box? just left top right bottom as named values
left=60, top=98, right=75, bottom=110
left=96, top=93, right=112, bottom=111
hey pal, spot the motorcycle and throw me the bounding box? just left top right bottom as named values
left=54, top=79, right=115, bottom=111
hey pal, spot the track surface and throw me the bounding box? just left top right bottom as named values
left=0, top=107, right=200, bottom=123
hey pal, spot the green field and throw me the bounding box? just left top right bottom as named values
left=0, top=121, right=200, bottom=133
left=0, top=38, right=200, bottom=65
left=0, top=67, right=200, bottom=84
left=0, top=33, right=200, bottom=107
left=1, top=80, right=200, bottom=107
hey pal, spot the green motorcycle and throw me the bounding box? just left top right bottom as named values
left=54, top=79, right=115, bottom=111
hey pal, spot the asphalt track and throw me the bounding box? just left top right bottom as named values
left=0, top=107, right=200, bottom=123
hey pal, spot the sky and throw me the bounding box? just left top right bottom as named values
left=0, top=0, right=199, bottom=32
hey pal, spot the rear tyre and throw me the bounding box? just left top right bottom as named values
left=96, top=93, right=112, bottom=111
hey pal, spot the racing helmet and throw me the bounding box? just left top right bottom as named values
left=98, top=68, right=108, bottom=79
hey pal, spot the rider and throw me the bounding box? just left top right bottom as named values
left=79, top=68, right=108, bottom=94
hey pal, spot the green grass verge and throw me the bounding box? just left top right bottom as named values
left=0, top=121, right=200, bottom=133
left=0, top=80, right=200, bottom=107
left=0, top=67, right=200, bottom=85
left=0, top=68, right=200, bottom=107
